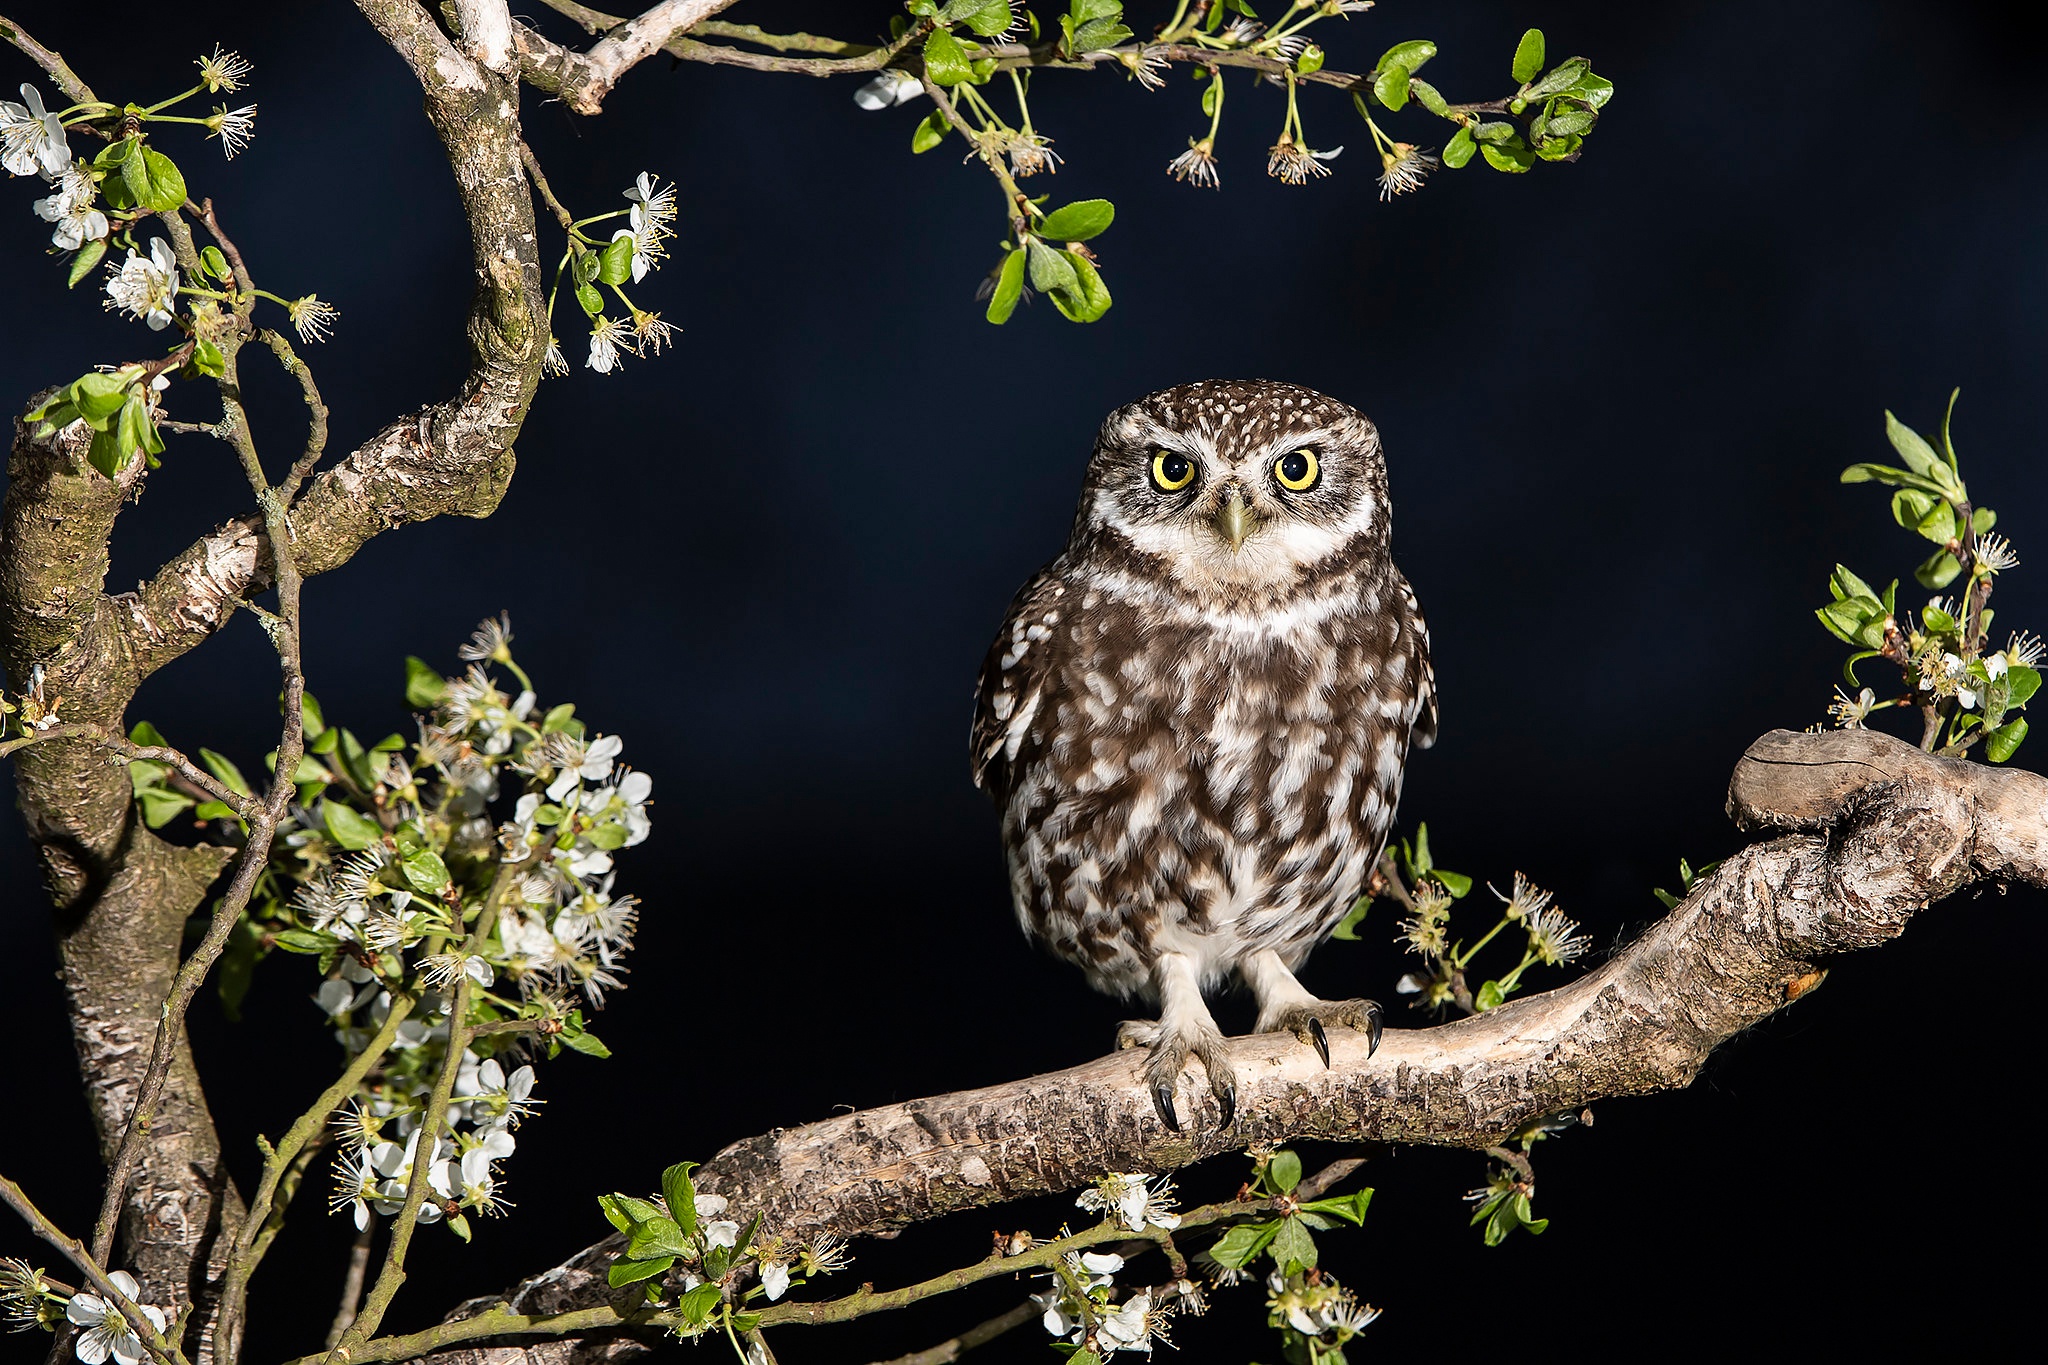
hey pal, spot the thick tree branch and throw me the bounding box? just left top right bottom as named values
left=518, top=0, right=743, bottom=112
left=419, top=728, right=2039, bottom=1363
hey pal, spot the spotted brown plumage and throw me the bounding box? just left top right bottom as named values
left=971, top=380, right=1435, bottom=1130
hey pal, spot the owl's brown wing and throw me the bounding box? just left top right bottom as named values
left=970, top=566, right=1070, bottom=802
left=1397, top=570, right=1439, bottom=750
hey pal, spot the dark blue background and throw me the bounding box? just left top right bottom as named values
left=4, top=1, right=2042, bottom=1359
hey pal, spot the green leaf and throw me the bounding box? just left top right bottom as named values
left=1524, top=57, right=1590, bottom=99
left=1474, top=979, right=1507, bottom=1011
left=321, top=799, right=382, bottom=851
left=1921, top=603, right=1957, bottom=634
left=1207, top=1220, right=1280, bottom=1269
left=200, top=244, right=230, bottom=281
left=1914, top=548, right=1963, bottom=590
left=942, top=0, right=1015, bottom=37
left=1047, top=251, right=1111, bottom=323
left=1987, top=717, right=2029, bottom=763
left=1377, top=40, right=1436, bottom=77
left=1480, top=141, right=1534, bottom=173
left=189, top=337, right=226, bottom=378
left=271, top=928, right=333, bottom=955
left=2004, top=666, right=2040, bottom=710
left=1442, top=126, right=1475, bottom=168
left=574, top=283, right=604, bottom=317
left=607, top=1193, right=665, bottom=1226
left=923, top=27, right=974, bottom=86
left=1035, top=198, right=1115, bottom=242
left=1883, top=409, right=1944, bottom=479
left=401, top=849, right=450, bottom=895
left=1830, top=563, right=1880, bottom=603
left=1651, top=887, right=1679, bottom=910
left=606, top=1255, right=674, bottom=1288
left=1025, top=238, right=1079, bottom=295
left=598, top=1193, right=633, bottom=1233
left=662, top=1163, right=700, bottom=1237
left=404, top=656, right=447, bottom=708
left=1843, top=649, right=1882, bottom=686
left=1269, top=1215, right=1318, bottom=1273
left=1567, top=71, right=1615, bottom=108
left=985, top=248, right=1027, bottom=325
left=1890, top=487, right=1936, bottom=533
left=1268, top=1149, right=1302, bottom=1193
left=595, top=236, right=634, bottom=286
left=1372, top=63, right=1410, bottom=111
left=1300, top=1188, right=1374, bottom=1226
left=1330, top=893, right=1371, bottom=941
left=1296, top=43, right=1324, bottom=76
left=1839, top=462, right=1948, bottom=495
left=1427, top=868, right=1473, bottom=897
left=66, top=236, right=106, bottom=288
left=1815, top=607, right=1859, bottom=646
left=199, top=747, right=253, bottom=797
left=627, top=1214, right=693, bottom=1261
left=560, top=1026, right=611, bottom=1057
left=1511, top=28, right=1546, bottom=83
left=911, top=108, right=950, bottom=153
left=1409, top=77, right=1448, bottom=116
left=677, top=1281, right=723, bottom=1324
left=1972, top=506, right=1997, bottom=536
left=135, top=786, right=195, bottom=828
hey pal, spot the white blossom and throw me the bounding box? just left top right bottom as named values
left=759, top=1260, right=791, bottom=1300
left=547, top=734, right=623, bottom=800
left=33, top=166, right=106, bottom=249
left=208, top=103, right=257, bottom=158
left=622, top=171, right=676, bottom=225
left=105, top=239, right=181, bottom=330
left=1, top=83, right=71, bottom=178
left=197, top=46, right=253, bottom=93
left=586, top=316, right=633, bottom=373
left=287, top=294, right=338, bottom=343
left=1377, top=142, right=1438, bottom=200
left=854, top=69, right=923, bottom=110
left=65, top=1271, right=167, bottom=1365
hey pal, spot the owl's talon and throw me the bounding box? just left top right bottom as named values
left=1216, top=1080, right=1236, bottom=1130
left=1267, top=998, right=1384, bottom=1064
left=1151, top=1082, right=1181, bottom=1132
left=1306, top=1016, right=1331, bottom=1068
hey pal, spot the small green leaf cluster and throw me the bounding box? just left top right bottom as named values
left=1208, top=1150, right=1378, bottom=1362
left=1465, top=1165, right=1547, bottom=1247
left=985, top=197, right=1115, bottom=324
left=1820, top=392, right=2038, bottom=761
left=601, top=1162, right=850, bottom=1339
left=1432, top=29, right=1614, bottom=173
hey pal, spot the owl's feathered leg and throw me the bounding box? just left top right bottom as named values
left=1116, top=952, right=1236, bottom=1133
left=1243, top=949, right=1384, bottom=1067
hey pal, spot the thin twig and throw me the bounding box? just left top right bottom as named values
left=258, top=329, right=330, bottom=500
left=519, top=139, right=576, bottom=233
left=0, top=13, right=101, bottom=105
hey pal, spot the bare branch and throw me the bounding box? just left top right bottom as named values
left=0, top=12, right=101, bottom=104
left=454, top=0, right=517, bottom=75
left=520, top=0, right=743, bottom=112
left=418, top=728, right=2038, bottom=1363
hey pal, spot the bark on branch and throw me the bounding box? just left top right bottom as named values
left=422, top=728, right=2042, bottom=1363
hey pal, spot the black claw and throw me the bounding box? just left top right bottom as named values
left=1306, top=1016, right=1332, bottom=1068
left=1364, top=1004, right=1384, bottom=1058
left=1216, top=1082, right=1237, bottom=1130
left=1152, top=1082, right=1181, bottom=1132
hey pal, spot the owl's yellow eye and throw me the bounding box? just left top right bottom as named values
left=1274, top=448, right=1320, bottom=492
left=1151, top=450, right=1197, bottom=492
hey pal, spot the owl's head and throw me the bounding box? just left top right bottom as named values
left=1069, top=379, right=1392, bottom=601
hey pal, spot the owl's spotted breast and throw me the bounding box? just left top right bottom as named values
left=974, top=557, right=1429, bottom=996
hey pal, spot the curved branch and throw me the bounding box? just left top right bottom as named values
left=416, top=728, right=2041, bottom=1362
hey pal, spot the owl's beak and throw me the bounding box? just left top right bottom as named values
left=1213, top=488, right=1258, bottom=551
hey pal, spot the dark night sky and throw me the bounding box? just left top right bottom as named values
left=4, top=1, right=2045, bottom=1359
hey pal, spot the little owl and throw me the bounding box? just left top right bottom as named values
left=971, top=379, right=1436, bottom=1131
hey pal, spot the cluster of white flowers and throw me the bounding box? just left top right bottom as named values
left=104, top=238, right=181, bottom=330
left=1032, top=1250, right=1187, bottom=1356
left=328, top=1054, right=532, bottom=1230
left=552, top=172, right=680, bottom=377
left=2, top=82, right=106, bottom=251
left=1266, top=1270, right=1380, bottom=1342
left=1075, top=1172, right=1181, bottom=1233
